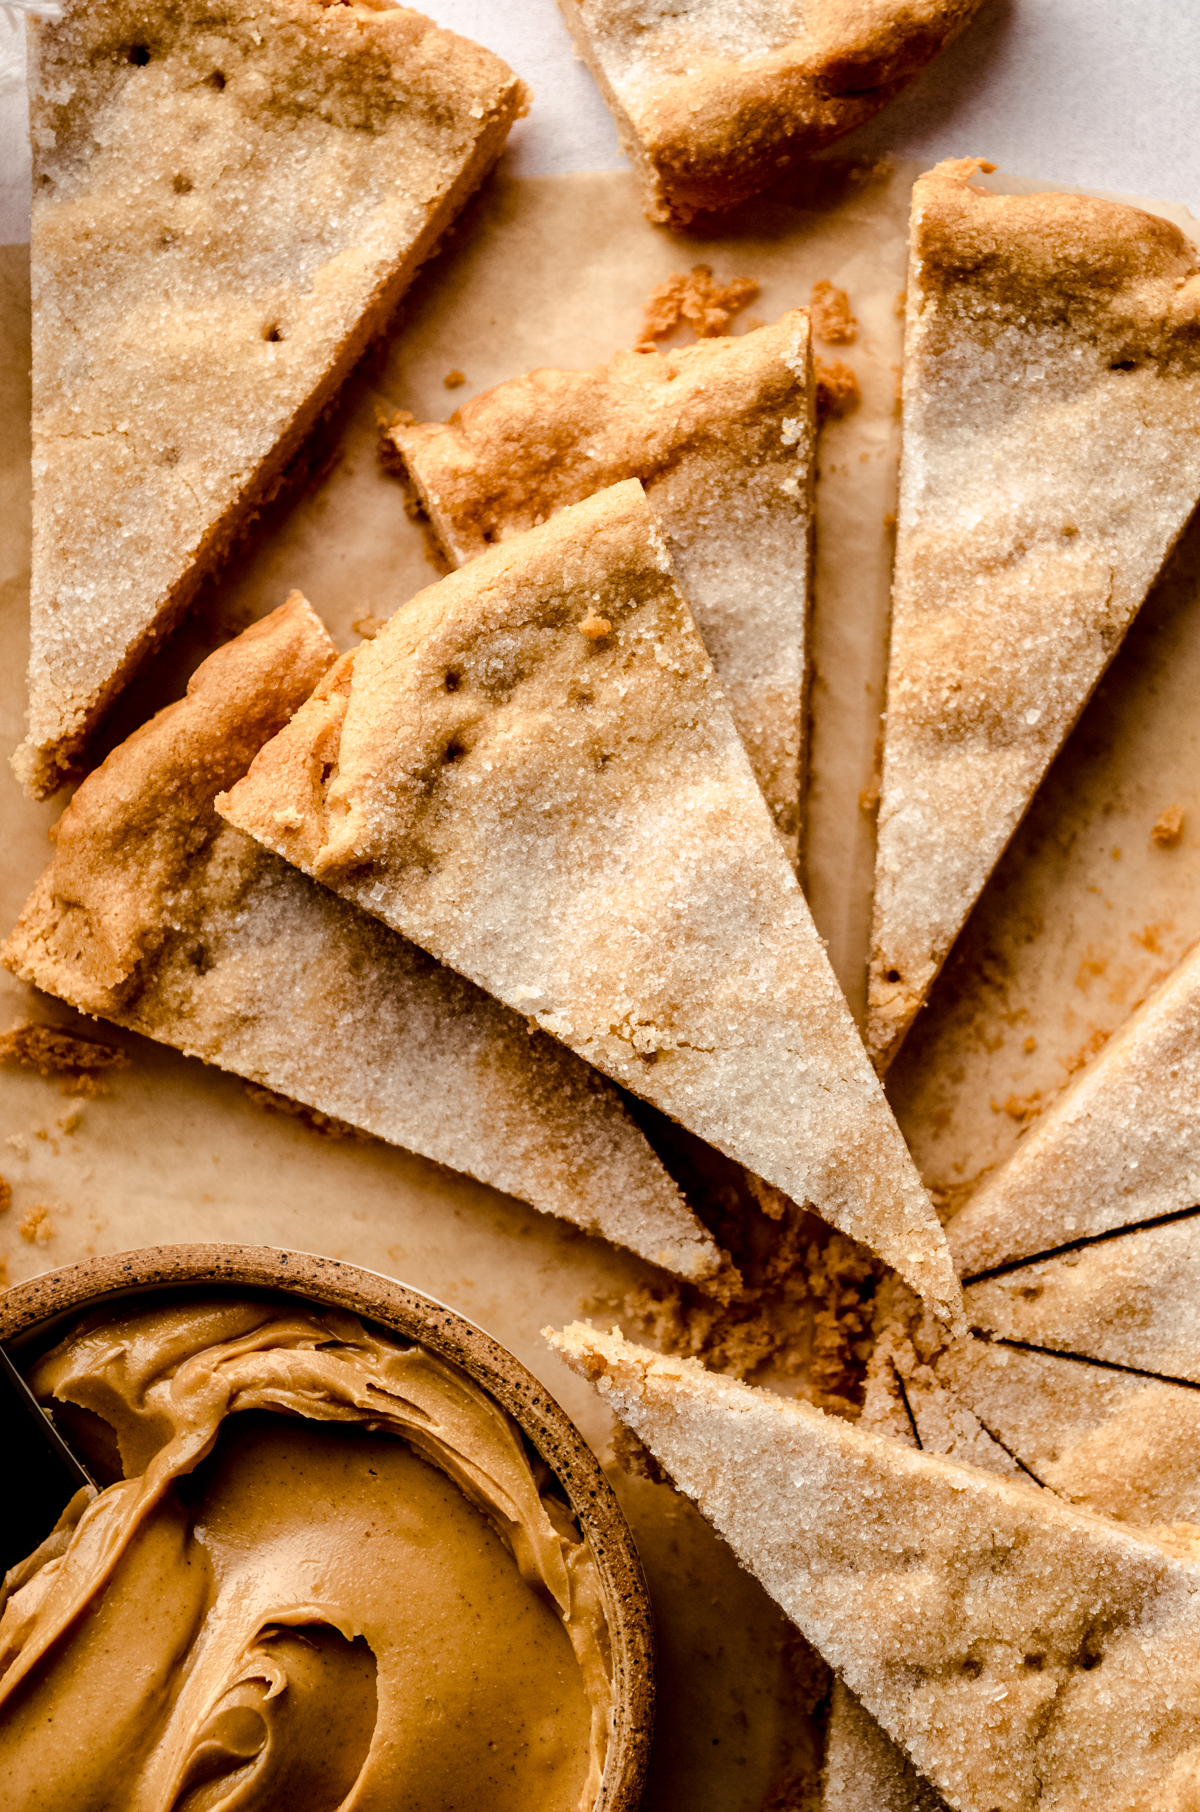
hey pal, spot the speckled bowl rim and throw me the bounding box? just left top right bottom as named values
left=0, top=1242, right=654, bottom=1812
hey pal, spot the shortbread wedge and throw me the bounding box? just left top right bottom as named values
left=549, top=1320, right=1200, bottom=1812
left=554, top=0, right=983, bottom=224
left=964, top=1218, right=1200, bottom=1385
left=3, top=595, right=726, bottom=1287
left=14, top=0, right=528, bottom=798
left=868, top=160, right=1200, bottom=1072
left=218, top=482, right=961, bottom=1324
left=949, top=945, right=1200, bottom=1276
left=390, top=312, right=815, bottom=864
left=828, top=1311, right=1200, bottom=1812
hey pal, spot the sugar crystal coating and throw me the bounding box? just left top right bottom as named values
left=392, top=311, right=815, bottom=864
left=16, top=0, right=527, bottom=796
left=868, top=159, right=1200, bottom=1072
left=550, top=1320, right=1200, bottom=1812
left=964, top=1216, right=1200, bottom=1384
left=219, top=481, right=961, bottom=1324
left=949, top=942, right=1200, bottom=1275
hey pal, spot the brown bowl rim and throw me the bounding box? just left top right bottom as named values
left=0, top=1241, right=654, bottom=1812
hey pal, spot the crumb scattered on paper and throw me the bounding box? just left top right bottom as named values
left=0, top=1176, right=10, bottom=1213
left=243, top=1082, right=366, bottom=1142
left=0, top=1258, right=7, bottom=1288
left=353, top=615, right=386, bottom=640
left=996, top=1090, right=1043, bottom=1124
left=809, top=281, right=857, bottom=345
left=638, top=264, right=759, bottom=347
left=61, top=1072, right=112, bottom=1098
left=815, top=358, right=861, bottom=425
left=19, top=1204, right=54, bottom=1244
left=1152, top=804, right=1185, bottom=847
left=0, top=1023, right=128, bottom=1081
left=443, top=369, right=466, bottom=389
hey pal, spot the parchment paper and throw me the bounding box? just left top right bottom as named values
left=3, top=159, right=1200, bottom=1808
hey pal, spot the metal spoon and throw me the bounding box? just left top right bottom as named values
left=1, top=1342, right=95, bottom=1576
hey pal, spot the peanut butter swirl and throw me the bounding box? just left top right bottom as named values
left=0, top=1298, right=611, bottom=1812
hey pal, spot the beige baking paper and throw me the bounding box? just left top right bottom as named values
left=2, top=159, right=1199, bottom=1810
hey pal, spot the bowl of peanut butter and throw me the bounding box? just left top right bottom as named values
left=0, top=1242, right=654, bottom=1812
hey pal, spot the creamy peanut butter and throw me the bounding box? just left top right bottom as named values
left=0, top=1297, right=611, bottom=1812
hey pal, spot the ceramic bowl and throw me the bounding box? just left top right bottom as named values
left=0, top=1241, right=655, bottom=1812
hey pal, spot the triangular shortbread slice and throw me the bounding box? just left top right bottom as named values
left=867, top=160, right=1200, bottom=1071
left=554, top=0, right=983, bottom=224
left=833, top=1313, right=1200, bottom=1811
left=949, top=945, right=1200, bottom=1276
left=549, top=1320, right=1200, bottom=1812
left=389, top=313, right=815, bottom=864
left=3, top=594, right=726, bottom=1287
left=963, top=1218, right=1200, bottom=1385
left=218, top=481, right=961, bottom=1324
left=14, top=0, right=528, bottom=798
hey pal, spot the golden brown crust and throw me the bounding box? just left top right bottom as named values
left=867, top=161, right=1200, bottom=1073
left=556, top=0, right=985, bottom=222
left=390, top=314, right=815, bottom=860
left=13, top=594, right=337, bottom=1001
left=15, top=0, right=528, bottom=798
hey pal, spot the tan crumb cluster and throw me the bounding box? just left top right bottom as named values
left=0, top=1023, right=128, bottom=1081
left=0, top=1177, right=10, bottom=1215
left=621, top=1204, right=879, bottom=1418
left=388, top=313, right=816, bottom=862
left=1152, top=803, right=1185, bottom=846
left=15, top=0, right=528, bottom=798
left=814, top=358, right=861, bottom=425
left=3, top=595, right=721, bottom=1287
left=868, top=159, right=1200, bottom=1074
left=218, top=481, right=961, bottom=1324
left=949, top=939, right=1200, bottom=1276
left=809, top=282, right=857, bottom=346
left=19, top=1205, right=54, bottom=1245
left=549, top=1320, right=1200, bottom=1812
left=553, top=0, right=984, bottom=224
left=638, top=264, right=759, bottom=344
